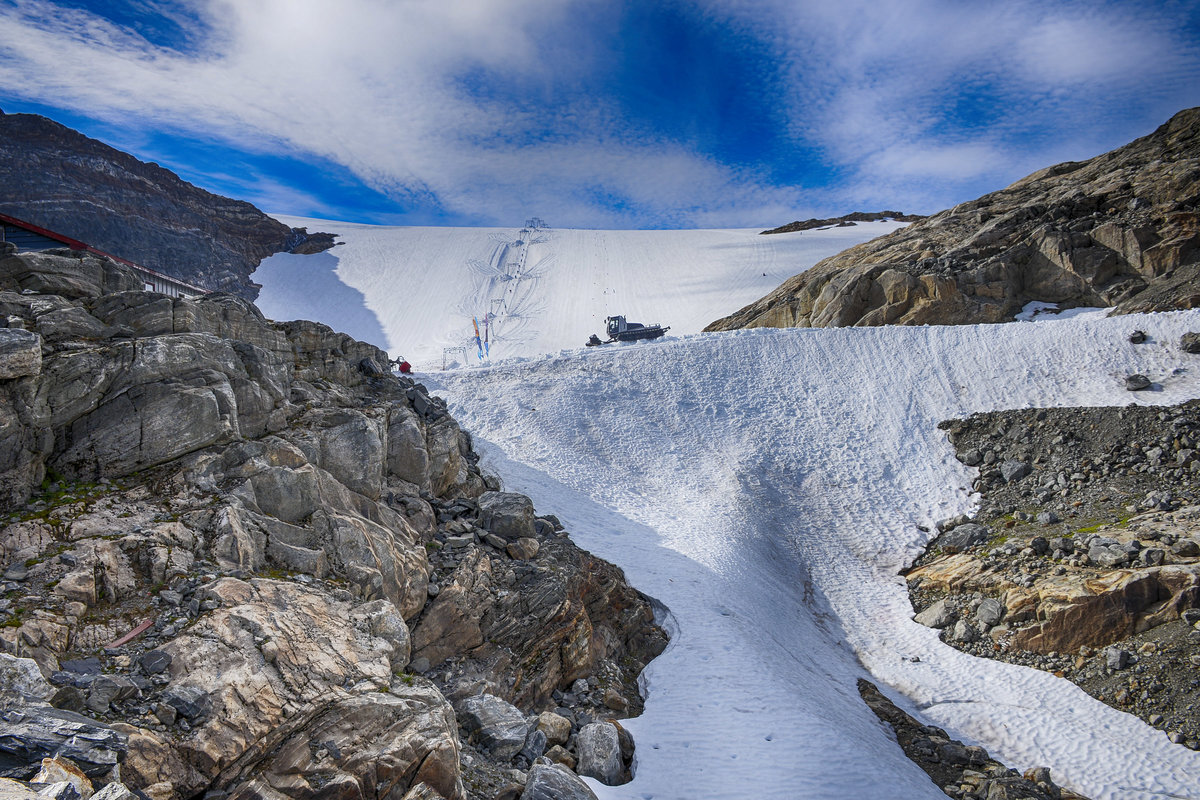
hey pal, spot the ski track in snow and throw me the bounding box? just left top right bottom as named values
left=429, top=317, right=1200, bottom=800
left=255, top=219, right=1200, bottom=798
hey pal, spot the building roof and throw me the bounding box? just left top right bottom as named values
left=0, top=210, right=208, bottom=295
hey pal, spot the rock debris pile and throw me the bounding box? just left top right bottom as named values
left=0, top=247, right=666, bottom=800
left=858, top=680, right=1088, bottom=800
left=908, top=388, right=1200, bottom=755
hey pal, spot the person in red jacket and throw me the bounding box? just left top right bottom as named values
left=393, top=357, right=412, bottom=374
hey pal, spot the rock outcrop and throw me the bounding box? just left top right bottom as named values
left=708, top=107, right=1200, bottom=331
left=0, top=110, right=335, bottom=299
left=760, top=211, right=924, bottom=235
left=0, top=249, right=665, bottom=799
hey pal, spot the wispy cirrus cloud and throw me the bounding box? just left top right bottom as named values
left=701, top=0, right=1200, bottom=213
left=0, top=0, right=1197, bottom=226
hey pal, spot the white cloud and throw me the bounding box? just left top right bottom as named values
left=700, top=0, right=1200, bottom=213
left=0, top=0, right=1197, bottom=225
left=0, top=0, right=806, bottom=226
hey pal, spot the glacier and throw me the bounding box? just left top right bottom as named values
left=257, top=219, right=1200, bottom=799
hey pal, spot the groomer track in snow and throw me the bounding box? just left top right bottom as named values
left=429, top=312, right=1200, bottom=800
left=254, top=218, right=907, bottom=368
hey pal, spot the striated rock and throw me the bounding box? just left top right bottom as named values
left=0, top=251, right=141, bottom=301
left=410, top=551, right=492, bottom=668
left=1009, top=567, right=1200, bottom=653
left=214, top=679, right=463, bottom=800
left=411, top=540, right=665, bottom=710
left=0, top=254, right=665, bottom=800
left=0, top=707, right=126, bottom=779
left=0, top=329, right=41, bottom=380
left=709, top=107, right=1200, bottom=332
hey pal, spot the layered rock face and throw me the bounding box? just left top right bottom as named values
left=708, top=106, right=1200, bottom=331
left=0, top=110, right=334, bottom=299
left=0, top=249, right=665, bottom=800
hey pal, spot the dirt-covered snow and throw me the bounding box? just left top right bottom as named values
left=256, top=220, right=1200, bottom=798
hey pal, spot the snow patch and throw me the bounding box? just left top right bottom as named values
left=1015, top=301, right=1110, bottom=323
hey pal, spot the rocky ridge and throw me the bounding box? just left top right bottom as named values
left=0, top=110, right=336, bottom=299
left=907, top=367, right=1200, bottom=754
left=708, top=106, right=1200, bottom=332
left=0, top=244, right=665, bottom=800
left=760, top=210, right=924, bottom=235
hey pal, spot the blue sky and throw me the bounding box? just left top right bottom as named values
left=1, top=0, right=1198, bottom=229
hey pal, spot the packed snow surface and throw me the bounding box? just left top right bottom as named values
left=256, top=217, right=906, bottom=368
left=256, top=220, right=1200, bottom=798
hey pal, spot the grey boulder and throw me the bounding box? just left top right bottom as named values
left=520, top=763, right=598, bottom=800
left=456, top=694, right=529, bottom=761
left=478, top=492, right=536, bottom=542
left=575, top=721, right=623, bottom=785
left=914, top=599, right=956, bottom=629
left=936, top=523, right=990, bottom=553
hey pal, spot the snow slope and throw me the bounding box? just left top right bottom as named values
left=428, top=316, right=1200, bottom=800
left=255, top=220, right=1200, bottom=798
left=254, top=218, right=906, bottom=368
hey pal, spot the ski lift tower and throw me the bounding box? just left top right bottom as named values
left=441, top=346, right=469, bottom=370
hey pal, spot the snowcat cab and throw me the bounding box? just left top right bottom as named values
left=594, top=315, right=670, bottom=344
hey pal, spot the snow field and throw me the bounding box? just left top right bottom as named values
left=254, top=218, right=907, bottom=369
left=429, top=313, right=1200, bottom=800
